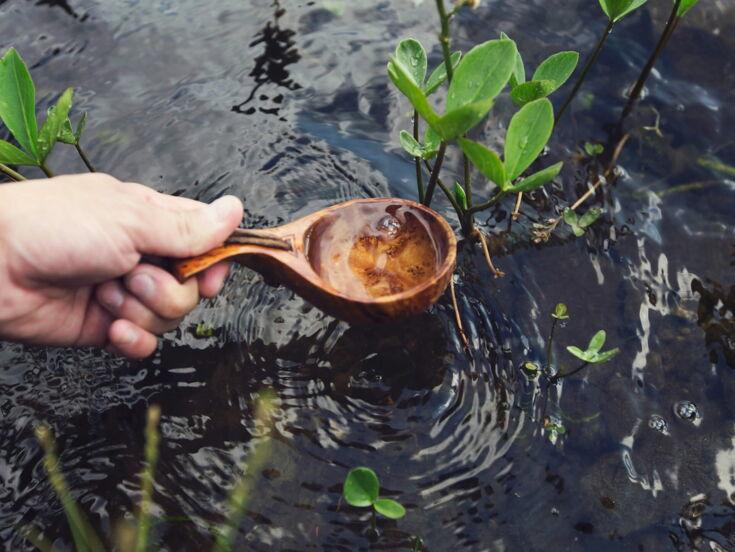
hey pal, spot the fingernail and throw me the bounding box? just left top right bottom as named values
left=117, top=325, right=137, bottom=345
left=100, top=285, right=124, bottom=309
left=129, top=273, right=155, bottom=300
left=208, top=196, right=239, bottom=223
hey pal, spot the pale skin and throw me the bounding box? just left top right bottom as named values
left=0, top=173, right=244, bottom=359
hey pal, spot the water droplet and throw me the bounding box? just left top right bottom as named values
left=648, top=414, right=669, bottom=435
left=376, top=214, right=401, bottom=237
left=673, top=400, right=701, bottom=426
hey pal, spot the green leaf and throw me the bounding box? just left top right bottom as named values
left=0, top=48, right=39, bottom=159
left=58, top=119, right=77, bottom=144
left=578, top=207, right=602, bottom=228
left=387, top=57, right=439, bottom=127
left=500, top=32, right=525, bottom=89
left=677, top=0, right=699, bottom=16
left=343, top=467, right=379, bottom=508
left=0, top=139, right=37, bottom=165
left=399, top=130, right=425, bottom=158
left=583, top=142, right=604, bottom=156
left=563, top=208, right=585, bottom=236
left=598, top=0, right=647, bottom=22
left=593, top=348, right=619, bottom=364
left=373, top=498, right=406, bottom=519
left=552, top=303, right=569, bottom=320
left=532, top=51, right=579, bottom=91
left=510, top=80, right=556, bottom=107
left=424, top=51, right=461, bottom=95
left=587, top=330, right=606, bottom=354
left=75, top=112, right=87, bottom=141
left=566, top=345, right=589, bottom=362
left=509, top=161, right=562, bottom=193
left=395, top=39, right=427, bottom=89
left=433, top=97, right=494, bottom=140
left=504, top=98, right=554, bottom=181
left=458, top=137, right=507, bottom=189
left=38, top=87, right=73, bottom=162
left=454, top=181, right=468, bottom=209
left=424, top=126, right=440, bottom=158
left=446, top=39, right=516, bottom=112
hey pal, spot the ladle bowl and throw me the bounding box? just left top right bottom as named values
left=173, top=198, right=457, bottom=324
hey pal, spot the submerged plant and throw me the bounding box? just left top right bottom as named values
left=0, top=48, right=95, bottom=181
left=562, top=207, right=602, bottom=237
left=342, top=467, right=406, bottom=521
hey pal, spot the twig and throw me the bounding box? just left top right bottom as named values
left=435, top=0, right=455, bottom=83
left=512, top=192, right=523, bottom=220
left=40, top=163, right=54, bottom=178
left=467, top=190, right=506, bottom=215
left=0, top=163, right=26, bottom=181
left=545, top=318, right=557, bottom=374
left=413, top=110, right=425, bottom=202
left=550, top=361, right=589, bottom=383
left=75, top=143, right=97, bottom=172
left=449, top=277, right=469, bottom=349
left=475, top=230, right=505, bottom=278
left=556, top=20, right=615, bottom=123
left=423, top=142, right=447, bottom=206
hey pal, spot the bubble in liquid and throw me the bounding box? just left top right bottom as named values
left=648, top=414, right=669, bottom=434
left=673, top=400, right=701, bottom=426
left=376, top=214, right=401, bottom=237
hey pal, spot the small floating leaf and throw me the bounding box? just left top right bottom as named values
left=373, top=498, right=406, bottom=519
left=343, top=467, right=379, bottom=508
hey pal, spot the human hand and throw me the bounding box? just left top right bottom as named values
left=0, top=173, right=243, bottom=358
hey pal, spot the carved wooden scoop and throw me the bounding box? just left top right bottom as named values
left=173, top=198, right=457, bottom=324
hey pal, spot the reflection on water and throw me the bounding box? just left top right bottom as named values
left=0, top=0, right=734, bottom=550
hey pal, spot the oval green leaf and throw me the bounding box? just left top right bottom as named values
left=387, top=58, right=438, bottom=127
left=592, top=348, right=620, bottom=364
left=599, top=0, right=647, bottom=22
left=458, top=137, right=507, bottom=188
left=578, top=207, right=602, bottom=228
left=454, top=181, right=468, bottom=210
left=500, top=32, right=525, bottom=89
left=587, top=330, right=606, bottom=353
left=446, top=39, right=516, bottom=112
left=399, top=130, right=424, bottom=158
left=566, top=345, right=593, bottom=363
left=510, top=80, right=556, bottom=107
left=532, top=51, right=579, bottom=90
left=343, top=467, right=379, bottom=508
left=38, top=87, right=73, bottom=162
left=0, top=48, right=39, bottom=159
left=509, top=161, right=562, bottom=193
left=552, top=303, right=569, bottom=320
left=0, top=139, right=37, bottom=166
left=504, top=98, right=554, bottom=181
left=677, top=0, right=699, bottom=17
left=373, top=498, right=406, bottom=520
left=434, top=97, right=494, bottom=140
left=423, top=126, right=440, bottom=158
left=395, top=39, right=427, bottom=89
left=424, top=51, right=461, bottom=95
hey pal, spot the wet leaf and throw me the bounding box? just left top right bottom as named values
left=399, top=130, right=425, bottom=158
left=587, top=330, right=606, bottom=353
left=552, top=303, right=569, bottom=320
left=567, top=330, right=618, bottom=364
left=0, top=48, right=39, bottom=159
left=584, top=142, right=604, bottom=156
left=0, top=139, right=37, bottom=165
left=454, top=181, right=468, bottom=209
left=578, top=207, right=602, bottom=228
left=457, top=137, right=506, bottom=188
left=677, top=0, right=699, bottom=17
left=434, top=97, right=494, bottom=140
left=598, top=0, right=647, bottom=22
left=343, top=467, right=379, bottom=508
left=508, top=161, right=562, bottom=193
left=395, top=39, right=427, bottom=89
left=387, top=56, right=438, bottom=127
left=424, top=51, right=461, bottom=95
left=533, top=51, right=579, bottom=93
left=563, top=208, right=585, bottom=236
left=38, top=87, right=73, bottom=162
left=423, top=126, right=440, bottom=157
left=500, top=32, right=525, bottom=88
left=593, top=348, right=620, bottom=363
left=566, top=345, right=590, bottom=362
left=510, top=80, right=556, bottom=107
left=504, top=98, right=554, bottom=181
left=373, top=498, right=406, bottom=519
left=446, top=39, right=516, bottom=112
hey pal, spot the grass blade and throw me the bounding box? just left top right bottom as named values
left=135, top=405, right=161, bottom=552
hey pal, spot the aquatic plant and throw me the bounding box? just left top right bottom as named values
left=342, top=467, right=406, bottom=521
left=0, top=48, right=94, bottom=181
left=562, top=207, right=602, bottom=237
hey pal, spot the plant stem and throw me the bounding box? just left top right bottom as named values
left=423, top=142, right=447, bottom=206
left=450, top=276, right=469, bottom=349
left=413, top=111, right=425, bottom=202
left=136, top=405, right=161, bottom=552
left=556, top=19, right=615, bottom=123
left=0, top=163, right=26, bottom=181
left=467, top=189, right=506, bottom=215
left=620, top=0, right=682, bottom=121
left=40, top=163, right=55, bottom=178
left=424, top=159, right=469, bottom=232
left=435, top=0, right=454, bottom=83
left=75, top=143, right=97, bottom=172
left=551, top=361, right=589, bottom=383
left=545, top=318, right=557, bottom=374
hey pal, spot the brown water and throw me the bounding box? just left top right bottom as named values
left=306, top=203, right=441, bottom=299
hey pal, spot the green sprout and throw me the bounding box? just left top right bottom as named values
left=583, top=142, right=604, bottom=157
left=0, top=48, right=95, bottom=182
left=563, top=207, right=602, bottom=237
left=566, top=330, right=620, bottom=365
left=342, top=467, right=406, bottom=521
left=551, top=303, right=569, bottom=321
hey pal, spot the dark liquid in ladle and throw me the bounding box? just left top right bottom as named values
left=306, top=203, right=442, bottom=300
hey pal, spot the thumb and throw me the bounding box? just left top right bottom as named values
left=133, top=195, right=244, bottom=258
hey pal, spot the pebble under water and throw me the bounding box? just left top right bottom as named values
left=1, top=0, right=735, bottom=551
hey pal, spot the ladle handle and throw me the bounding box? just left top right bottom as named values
left=172, top=228, right=291, bottom=281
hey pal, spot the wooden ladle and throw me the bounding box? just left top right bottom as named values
left=173, top=198, right=457, bottom=324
